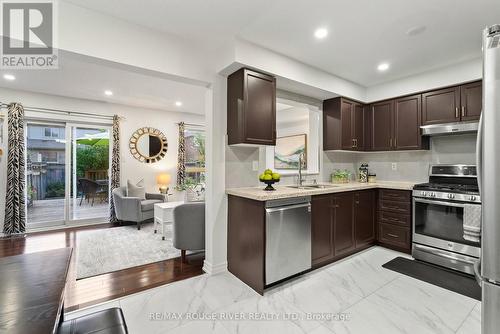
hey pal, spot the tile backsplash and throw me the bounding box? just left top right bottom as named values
left=324, top=134, right=477, bottom=183
left=226, top=133, right=477, bottom=188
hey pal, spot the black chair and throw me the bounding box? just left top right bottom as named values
left=58, top=308, right=128, bottom=334
left=79, top=178, right=108, bottom=206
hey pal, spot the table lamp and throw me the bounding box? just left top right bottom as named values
left=157, top=173, right=171, bottom=194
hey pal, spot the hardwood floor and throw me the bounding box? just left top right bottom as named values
left=0, top=223, right=204, bottom=312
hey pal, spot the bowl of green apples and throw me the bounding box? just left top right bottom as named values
left=259, top=169, right=281, bottom=191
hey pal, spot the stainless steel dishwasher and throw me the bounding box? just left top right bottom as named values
left=265, top=196, right=312, bottom=285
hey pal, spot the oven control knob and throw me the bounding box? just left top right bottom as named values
left=421, top=191, right=427, bottom=197
left=431, top=192, right=436, bottom=197
left=448, top=193, right=455, bottom=199
left=470, top=195, right=477, bottom=201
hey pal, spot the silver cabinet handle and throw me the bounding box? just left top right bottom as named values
left=455, top=107, right=459, bottom=118
left=387, top=233, right=399, bottom=238
left=461, top=106, right=466, bottom=117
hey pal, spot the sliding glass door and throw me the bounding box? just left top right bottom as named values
left=26, top=122, right=111, bottom=229
left=69, top=125, right=111, bottom=222
left=26, top=122, right=67, bottom=228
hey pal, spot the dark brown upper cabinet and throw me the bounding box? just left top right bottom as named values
left=227, top=68, right=276, bottom=145
left=460, top=81, right=482, bottom=121
left=422, top=81, right=482, bottom=125
left=422, top=86, right=460, bottom=125
left=323, top=97, right=365, bottom=151
left=371, top=100, right=394, bottom=151
left=370, top=96, right=429, bottom=151
left=394, top=94, right=429, bottom=150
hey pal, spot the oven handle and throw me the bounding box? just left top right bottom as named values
left=413, top=197, right=467, bottom=208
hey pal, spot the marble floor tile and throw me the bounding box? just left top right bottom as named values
left=366, top=275, right=477, bottom=333
left=166, top=320, right=231, bottom=334
left=275, top=271, right=363, bottom=316
left=192, top=272, right=259, bottom=311
left=119, top=277, right=212, bottom=334
left=317, top=250, right=399, bottom=298
left=216, top=292, right=324, bottom=334
left=457, top=302, right=481, bottom=334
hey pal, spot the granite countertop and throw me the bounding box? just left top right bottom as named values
left=226, top=181, right=417, bottom=201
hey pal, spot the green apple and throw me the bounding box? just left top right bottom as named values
left=263, top=174, right=273, bottom=181
left=264, top=169, right=273, bottom=175
left=272, top=173, right=281, bottom=181
left=259, top=173, right=266, bottom=181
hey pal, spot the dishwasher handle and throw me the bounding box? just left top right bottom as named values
left=265, top=203, right=311, bottom=213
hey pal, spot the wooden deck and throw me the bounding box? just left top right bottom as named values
left=28, top=198, right=109, bottom=224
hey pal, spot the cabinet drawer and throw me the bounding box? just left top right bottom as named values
left=378, top=223, right=410, bottom=249
left=379, top=189, right=411, bottom=202
left=378, top=211, right=411, bottom=227
left=378, top=200, right=411, bottom=214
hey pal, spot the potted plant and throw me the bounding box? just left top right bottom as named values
left=176, top=177, right=205, bottom=202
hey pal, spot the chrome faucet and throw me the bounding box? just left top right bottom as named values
left=297, top=152, right=306, bottom=187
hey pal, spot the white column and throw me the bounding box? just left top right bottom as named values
left=203, top=74, right=228, bottom=274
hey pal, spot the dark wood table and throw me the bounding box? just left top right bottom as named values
left=0, top=248, right=72, bottom=334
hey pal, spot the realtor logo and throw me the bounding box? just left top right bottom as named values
left=1, top=0, right=58, bottom=69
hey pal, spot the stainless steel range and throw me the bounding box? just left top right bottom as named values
left=412, top=164, right=481, bottom=275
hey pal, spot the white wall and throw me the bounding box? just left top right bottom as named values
left=365, top=58, right=482, bottom=102
left=0, top=88, right=205, bottom=232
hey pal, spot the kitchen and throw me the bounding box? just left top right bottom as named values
left=224, top=26, right=498, bottom=333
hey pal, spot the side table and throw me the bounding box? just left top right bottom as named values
left=153, top=201, right=184, bottom=240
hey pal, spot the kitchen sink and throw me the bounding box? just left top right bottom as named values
left=287, top=184, right=339, bottom=189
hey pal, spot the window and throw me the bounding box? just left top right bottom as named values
left=184, top=127, right=205, bottom=184
left=44, top=127, right=60, bottom=138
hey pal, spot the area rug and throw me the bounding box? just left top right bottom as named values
left=76, top=223, right=181, bottom=279
left=383, top=257, right=481, bottom=301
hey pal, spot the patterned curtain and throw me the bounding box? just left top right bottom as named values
left=3, top=103, right=25, bottom=234
left=176, top=122, right=186, bottom=187
left=109, top=115, right=120, bottom=223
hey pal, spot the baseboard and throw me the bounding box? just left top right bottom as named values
left=202, top=260, right=228, bottom=275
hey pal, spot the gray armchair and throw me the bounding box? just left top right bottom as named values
left=173, top=202, right=205, bottom=263
left=112, top=186, right=165, bottom=230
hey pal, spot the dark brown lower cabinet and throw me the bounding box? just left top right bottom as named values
left=312, top=190, right=376, bottom=267
left=376, top=189, right=412, bottom=254
left=311, top=195, right=334, bottom=266
left=354, top=190, right=376, bottom=248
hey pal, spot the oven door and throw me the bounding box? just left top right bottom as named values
left=413, top=197, right=480, bottom=257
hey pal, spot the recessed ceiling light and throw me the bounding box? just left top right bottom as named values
left=175, top=101, right=182, bottom=107
left=406, top=25, right=426, bottom=37
left=3, top=74, right=15, bottom=81
left=104, top=90, right=113, bottom=96
left=314, top=28, right=328, bottom=39
left=377, top=63, right=390, bottom=72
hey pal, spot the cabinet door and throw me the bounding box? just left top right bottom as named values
left=422, top=86, right=460, bottom=125
left=354, top=190, right=376, bottom=248
left=353, top=103, right=364, bottom=150
left=311, top=195, right=334, bottom=266
left=371, top=100, right=394, bottom=151
left=244, top=70, right=276, bottom=145
left=394, top=94, right=422, bottom=150
left=341, top=99, right=354, bottom=150
left=363, top=105, right=372, bottom=151
left=460, top=81, right=482, bottom=121
left=333, top=192, right=355, bottom=256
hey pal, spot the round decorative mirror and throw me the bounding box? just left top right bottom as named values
left=129, top=127, right=168, bottom=163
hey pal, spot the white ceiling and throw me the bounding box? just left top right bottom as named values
left=0, top=53, right=207, bottom=115
left=64, top=0, right=500, bottom=86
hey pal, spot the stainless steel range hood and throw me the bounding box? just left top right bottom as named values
left=421, top=121, right=479, bottom=136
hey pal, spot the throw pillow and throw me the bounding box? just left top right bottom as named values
left=127, top=179, right=145, bottom=199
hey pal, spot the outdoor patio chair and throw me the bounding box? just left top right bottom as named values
left=79, top=178, right=107, bottom=206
